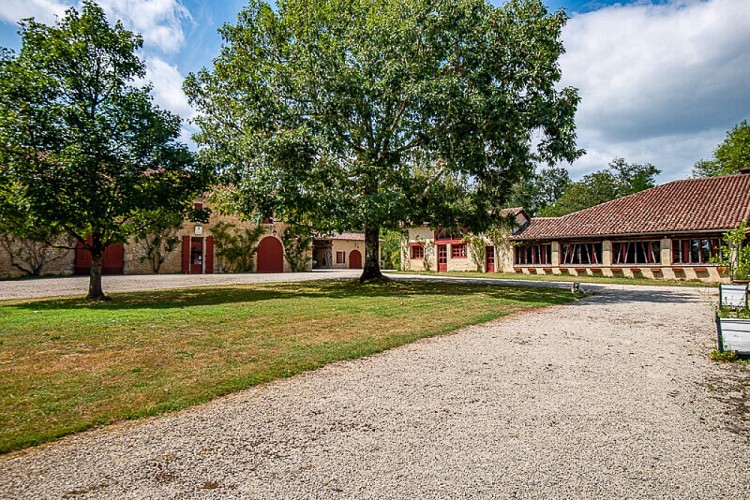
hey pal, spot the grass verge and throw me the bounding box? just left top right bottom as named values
left=390, top=270, right=715, bottom=287
left=0, top=279, right=577, bottom=454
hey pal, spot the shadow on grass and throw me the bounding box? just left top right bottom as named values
left=4, top=279, right=574, bottom=312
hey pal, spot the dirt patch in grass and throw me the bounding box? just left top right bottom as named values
left=0, top=279, right=577, bottom=453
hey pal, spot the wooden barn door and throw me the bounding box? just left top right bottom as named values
left=74, top=240, right=92, bottom=275
left=102, top=244, right=124, bottom=275
left=257, top=236, right=284, bottom=273
left=348, top=249, right=362, bottom=269
left=75, top=240, right=124, bottom=275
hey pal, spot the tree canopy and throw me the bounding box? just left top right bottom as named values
left=185, top=0, right=582, bottom=280
left=0, top=1, right=207, bottom=298
left=541, top=158, right=660, bottom=217
left=692, top=120, right=750, bottom=177
left=506, top=166, right=571, bottom=216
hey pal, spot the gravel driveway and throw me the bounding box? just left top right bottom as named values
left=1, top=283, right=749, bottom=498
left=0, top=270, right=362, bottom=300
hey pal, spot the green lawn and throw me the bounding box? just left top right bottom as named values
left=390, top=270, right=716, bottom=287
left=0, top=279, right=578, bottom=454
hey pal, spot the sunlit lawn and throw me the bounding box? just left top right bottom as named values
left=0, top=279, right=578, bottom=453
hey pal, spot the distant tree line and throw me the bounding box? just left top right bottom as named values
left=506, top=158, right=660, bottom=217
left=692, top=120, right=750, bottom=178
left=506, top=117, right=750, bottom=218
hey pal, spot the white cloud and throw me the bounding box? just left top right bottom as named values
left=99, top=0, right=192, bottom=54
left=0, top=0, right=191, bottom=54
left=0, top=0, right=69, bottom=25
left=143, top=56, right=194, bottom=120
left=564, top=128, right=726, bottom=181
left=560, top=0, right=750, bottom=180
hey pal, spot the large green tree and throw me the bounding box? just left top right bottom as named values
left=506, top=166, right=571, bottom=216
left=185, top=0, right=582, bottom=281
left=542, top=158, right=660, bottom=216
left=692, top=120, right=750, bottom=177
left=0, top=1, right=206, bottom=299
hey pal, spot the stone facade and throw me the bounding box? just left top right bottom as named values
left=312, top=233, right=371, bottom=270
left=0, top=237, right=75, bottom=279
left=0, top=208, right=314, bottom=278
left=329, top=239, right=364, bottom=270
left=403, top=227, right=513, bottom=274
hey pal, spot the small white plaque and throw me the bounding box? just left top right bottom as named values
left=194, top=225, right=203, bottom=235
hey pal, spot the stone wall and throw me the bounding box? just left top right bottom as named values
left=330, top=239, right=365, bottom=270
left=403, top=227, right=509, bottom=274
left=0, top=237, right=75, bottom=279
left=0, top=209, right=315, bottom=278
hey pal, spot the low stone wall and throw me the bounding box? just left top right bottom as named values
left=510, top=265, right=727, bottom=283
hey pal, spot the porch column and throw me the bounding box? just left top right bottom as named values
left=551, top=241, right=560, bottom=266
left=660, top=238, right=671, bottom=265
left=602, top=240, right=612, bottom=266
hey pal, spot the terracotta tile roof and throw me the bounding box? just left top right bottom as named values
left=512, top=174, right=750, bottom=241
left=499, top=207, right=524, bottom=217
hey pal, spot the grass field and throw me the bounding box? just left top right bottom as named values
left=0, top=279, right=578, bottom=454
left=391, top=270, right=716, bottom=287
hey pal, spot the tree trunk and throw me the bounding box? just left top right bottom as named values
left=87, top=246, right=106, bottom=300
left=360, top=226, right=384, bottom=282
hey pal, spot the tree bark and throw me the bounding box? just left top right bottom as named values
left=360, top=226, right=384, bottom=282
left=87, top=241, right=106, bottom=300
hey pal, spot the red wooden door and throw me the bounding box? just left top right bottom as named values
left=485, top=246, right=495, bottom=273
left=102, top=245, right=124, bottom=275
left=74, top=240, right=124, bottom=275
left=190, top=237, right=203, bottom=274
left=437, top=245, right=447, bottom=272
left=257, top=236, right=284, bottom=273
left=349, top=249, right=362, bottom=269
left=74, top=240, right=91, bottom=275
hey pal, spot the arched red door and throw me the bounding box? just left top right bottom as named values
left=256, top=236, right=284, bottom=273
left=349, top=249, right=362, bottom=269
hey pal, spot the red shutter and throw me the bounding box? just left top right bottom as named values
left=205, top=237, right=214, bottom=274
left=181, top=235, right=190, bottom=274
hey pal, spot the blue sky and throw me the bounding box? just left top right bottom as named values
left=1, top=0, right=748, bottom=182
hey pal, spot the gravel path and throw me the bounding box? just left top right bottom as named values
left=1, top=284, right=749, bottom=498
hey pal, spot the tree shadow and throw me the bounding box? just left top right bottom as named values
left=4, top=278, right=576, bottom=312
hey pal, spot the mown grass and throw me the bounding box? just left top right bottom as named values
left=0, top=279, right=577, bottom=454
left=391, top=270, right=716, bottom=287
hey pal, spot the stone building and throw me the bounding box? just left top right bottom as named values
left=312, top=233, right=367, bottom=270
left=0, top=203, right=332, bottom=278
left=402, top=173, right=750, bottom=283
left=403, top=208, right=527, bottom=274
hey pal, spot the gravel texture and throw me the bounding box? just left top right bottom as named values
left=1, top=282, right=749, bottom=498
left=0, top=270, right=362, bottom=300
